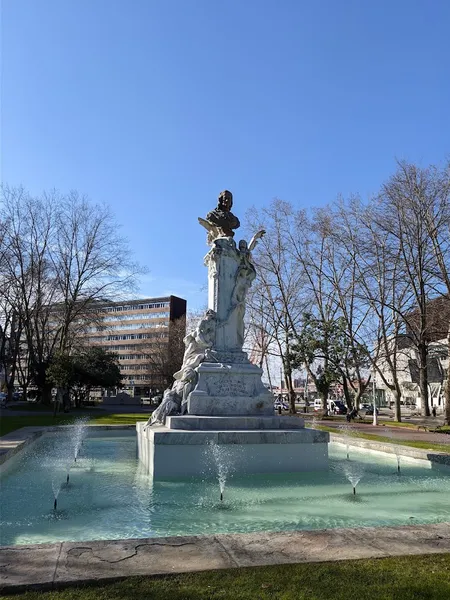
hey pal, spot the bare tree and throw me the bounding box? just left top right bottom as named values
left=307, top=203, right=373, bottom=410
left=326, top=198, right=410, bottom=420
left=0, top=186, right=142, bottom=404
left=375, top=162, right=446, bottom=416
left=246, top=200, right=306, bottom=413
left=419, top=160, right=450, bottom=422
left=141, top=317, right=186, bottom=390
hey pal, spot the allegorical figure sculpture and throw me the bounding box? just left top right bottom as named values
left=146, top=310, right=216, bottom=426
left=173, top=309, right=216, bottom=378
left=228, top=240, right=257, bottom=347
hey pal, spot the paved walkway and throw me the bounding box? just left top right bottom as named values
left=2, top=523, right=450, bottom=592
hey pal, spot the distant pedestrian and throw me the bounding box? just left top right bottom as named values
left=432, top=406, right=437, bottom=418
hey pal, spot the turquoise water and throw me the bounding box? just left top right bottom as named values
left=1, top=430, right=450, bottom=546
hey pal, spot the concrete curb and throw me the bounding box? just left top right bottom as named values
left=2, top=523, right=450, bottom=593
left=330, top=434, right=450, bottom=465
left=0, top=425, right=136, bottom=468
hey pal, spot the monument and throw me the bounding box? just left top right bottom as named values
left=137, top=191, right=328, bottom=478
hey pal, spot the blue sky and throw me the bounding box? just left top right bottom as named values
left=2, top=0, right=449, bottom=310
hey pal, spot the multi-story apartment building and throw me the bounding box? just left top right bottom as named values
left=84, top=295, right=186, bottom=397
left=374, top=296, right=450, bottom=413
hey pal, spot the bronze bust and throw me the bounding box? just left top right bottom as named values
left=206, top=190, right=240, bottom=237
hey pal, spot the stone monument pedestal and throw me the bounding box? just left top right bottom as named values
left=187, top=362, right=274, bottom=416
left=136, top=416, right=329, bottom=479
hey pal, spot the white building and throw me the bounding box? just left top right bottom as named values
left=375, top=336, right=448, bottom=413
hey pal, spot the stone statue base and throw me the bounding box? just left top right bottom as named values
left=136, top=419, right=329, bottom=479
left=187, top=362, right=274, bottom=416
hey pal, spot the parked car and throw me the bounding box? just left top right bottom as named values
left=365, top=406, right=379, bottom=416
left=359, top=403, right=371, bottom=411
left=330, top=400, right=347, bottom=415
left=0, top=392, right=7, bottom=407
left=313, top=399, right=323, bottom=412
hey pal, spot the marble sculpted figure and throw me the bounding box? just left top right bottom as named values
left=146, top=190, right=266, bottom=427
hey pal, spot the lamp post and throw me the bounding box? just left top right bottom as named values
left=372, top=375, right=378, bottom=426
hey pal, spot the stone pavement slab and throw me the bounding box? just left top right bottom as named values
left=2, top=524, right=450, bottom=593
left=0, top=428, right=44, bottom=467
left=215, top=523, right=450, bottom=567
left=0, top=543, right=62, bottom=591
left=54, top=535, right=236, bottom=585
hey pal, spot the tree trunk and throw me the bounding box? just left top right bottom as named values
left=418, top=342, right=430, bottom=416
left=41, top=385, right=52, bottom=405
left=264, top=354, right=273, bottom=395
left=393, top=385, right=402, bottom=422
left=6, top=379, right=14, bottom=403
left=342, top=377, right=353, bottom=411
left=283, top=365, right=296, bottom=415
left=319, top=389, right=329, bottom=415
left=63, top=389, right=71, bottom=412
left=445, top=327, right=450, bottom=425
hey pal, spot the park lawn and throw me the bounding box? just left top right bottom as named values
left=4, top=554, right=450, bottom=600
left=0, top=413, right=151, bottom=436
left=6, top=403, right=57, bottom=412
left=89, top=413, right=151, bottom=426
left=0, top=415, right=79, bottom=436
left=378, top=420, right=417, bottom=428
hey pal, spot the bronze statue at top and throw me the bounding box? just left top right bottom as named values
left=199, top=190, right=240, bottom=244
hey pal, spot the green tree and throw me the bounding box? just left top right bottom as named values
left=47, top=347, right=122, bottom=409
left=76, top=347, right=122, bottom=387
left=290, top=314, right=369, bottom=412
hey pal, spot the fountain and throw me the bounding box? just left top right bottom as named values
left=137, top=191, right=328, bottom=478
left=50, top=439, right=72, bottom=510
left=339, top=461, right=365, bottom=495
left=72, top=417, right=89, bottom=463
left=50, top=418, right=90, bottom=509
left=338, top=423, right=356, bottom=460
left=384, top=427, right=402, bottom=474
left=207, top=440, right=237, bottom=502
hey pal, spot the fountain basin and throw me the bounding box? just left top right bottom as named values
left=136, top=421, right=329, bottom=478
left=3, top=429, right=450, bottom=548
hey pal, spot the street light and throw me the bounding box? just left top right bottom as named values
left=372, top=375, right=378, bottom=426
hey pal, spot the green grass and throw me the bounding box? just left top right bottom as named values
left=0, top=415, right=79, bottom=436
left=89, top=413, right=151, bottom=426
left=5, top=403, right=105, bottom=413
left=4, top=554, right=450, bottom=600
left=5, top=403, right=56, bottom=411
left=0, top=413, right=151, bottom=436
left=378, top=420, right=417, bottom=428
left=316, top=424, right=450, bottom=453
